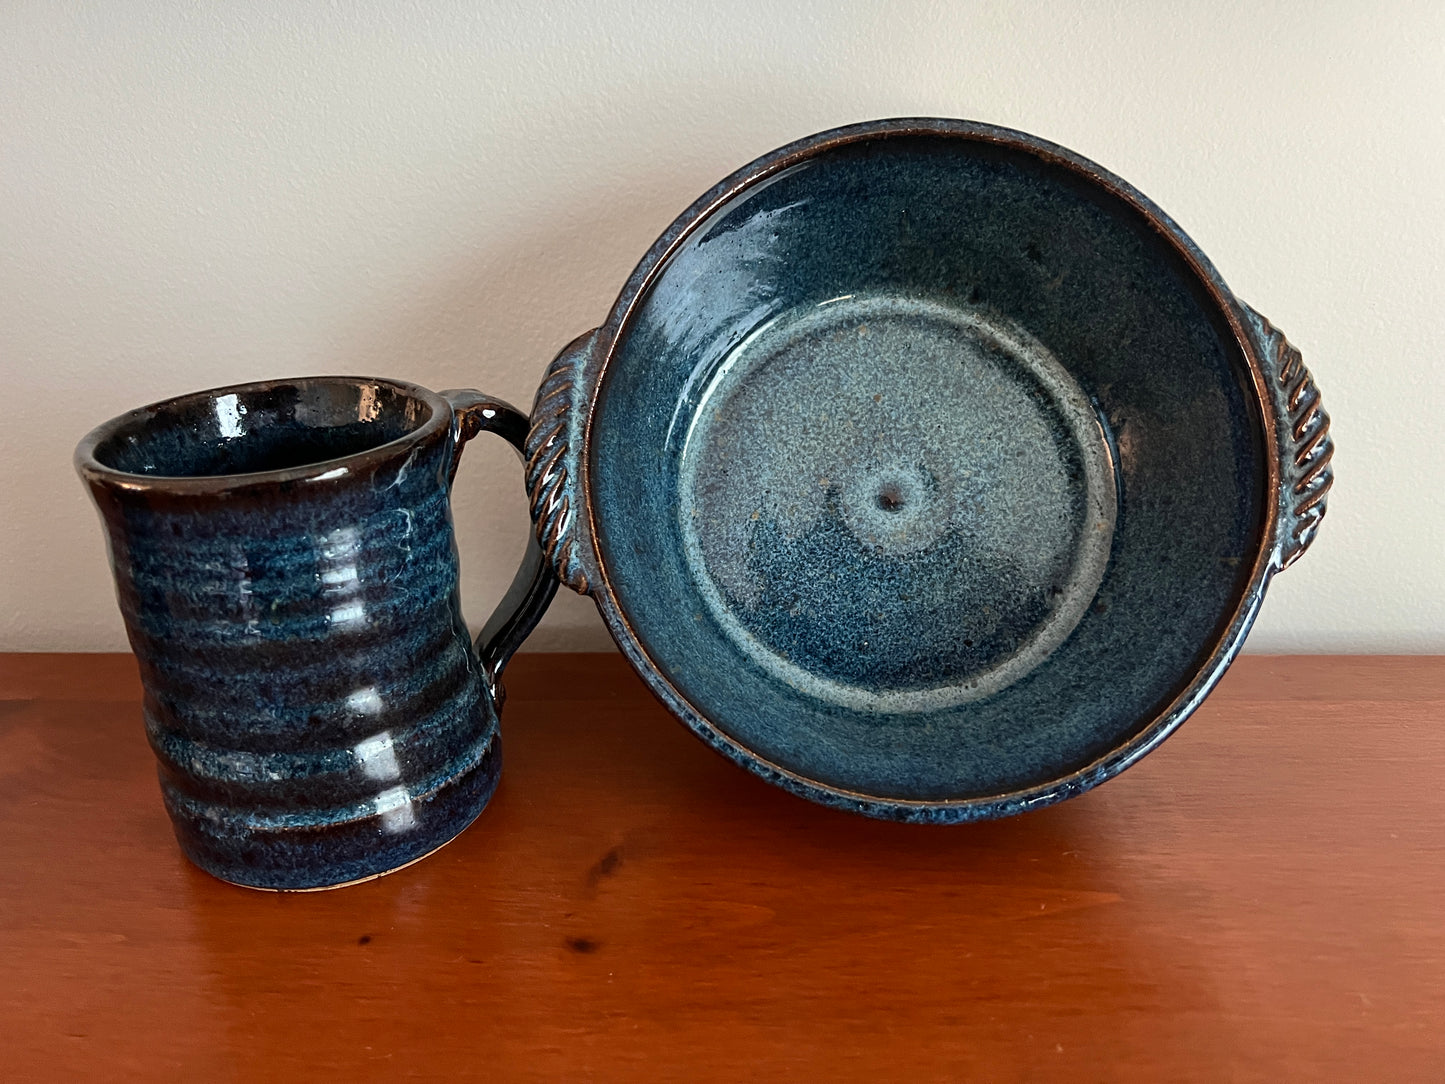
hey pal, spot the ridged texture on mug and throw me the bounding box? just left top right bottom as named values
left=88, top=431, right=498, bottom=889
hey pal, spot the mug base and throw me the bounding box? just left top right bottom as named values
left=213, top=824, right=471, bottom=893
left=165, top=730, right=503, bottom=892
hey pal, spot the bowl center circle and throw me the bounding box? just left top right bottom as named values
left=677, top=293, right=1118, bottom=713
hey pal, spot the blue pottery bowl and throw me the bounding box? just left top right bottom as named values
left=525, top=118, right=1333, bottom=822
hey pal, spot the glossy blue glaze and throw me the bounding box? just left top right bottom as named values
left=527, top=119, right=1333, bottom=821
left=78, top=377, right=552, bottom=888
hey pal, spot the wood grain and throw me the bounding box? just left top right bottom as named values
left=2, top=653, right=1442, bottom=1081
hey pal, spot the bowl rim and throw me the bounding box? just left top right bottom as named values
left=580, top=117, right=1281, bottom=820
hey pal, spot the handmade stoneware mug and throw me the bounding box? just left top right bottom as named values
left=76, top=377, right=555, bottom=889
left=525, top=118, right=1333, bottom=822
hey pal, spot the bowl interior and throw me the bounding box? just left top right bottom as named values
left=590, top=132, right=1267, bottom=806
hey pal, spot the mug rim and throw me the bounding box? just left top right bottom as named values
left=75, top=375, right=452, bottom=495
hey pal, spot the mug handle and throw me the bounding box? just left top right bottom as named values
left=441, top=389, right=559, bottom=707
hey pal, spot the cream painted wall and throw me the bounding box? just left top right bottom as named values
left=2, top=2, right=1441, bottom=652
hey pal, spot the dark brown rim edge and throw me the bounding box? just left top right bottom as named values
left=75, top=375, right=453, bottom=495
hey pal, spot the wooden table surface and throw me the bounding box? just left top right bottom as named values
left=2, top=653, right=1442, bottom=1081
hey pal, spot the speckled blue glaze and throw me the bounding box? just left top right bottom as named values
left=78, top=378, right=554, bottom=888
left=526, top=119, right=1333, bottom=821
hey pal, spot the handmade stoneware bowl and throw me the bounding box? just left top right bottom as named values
left=77, top=378, right=555, bottom=888
left=525, top=118, right=1332, bottom=822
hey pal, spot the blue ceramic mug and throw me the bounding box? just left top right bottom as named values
left=76, top=377, right=555, bottom=889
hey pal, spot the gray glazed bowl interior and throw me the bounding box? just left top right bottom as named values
left=588, top=132, right=1267, bottom=808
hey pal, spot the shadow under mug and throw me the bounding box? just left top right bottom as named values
left=75, top=377, right=556, bottom=890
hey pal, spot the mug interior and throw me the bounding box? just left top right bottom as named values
left=90, top=379, right=434, bottom=479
